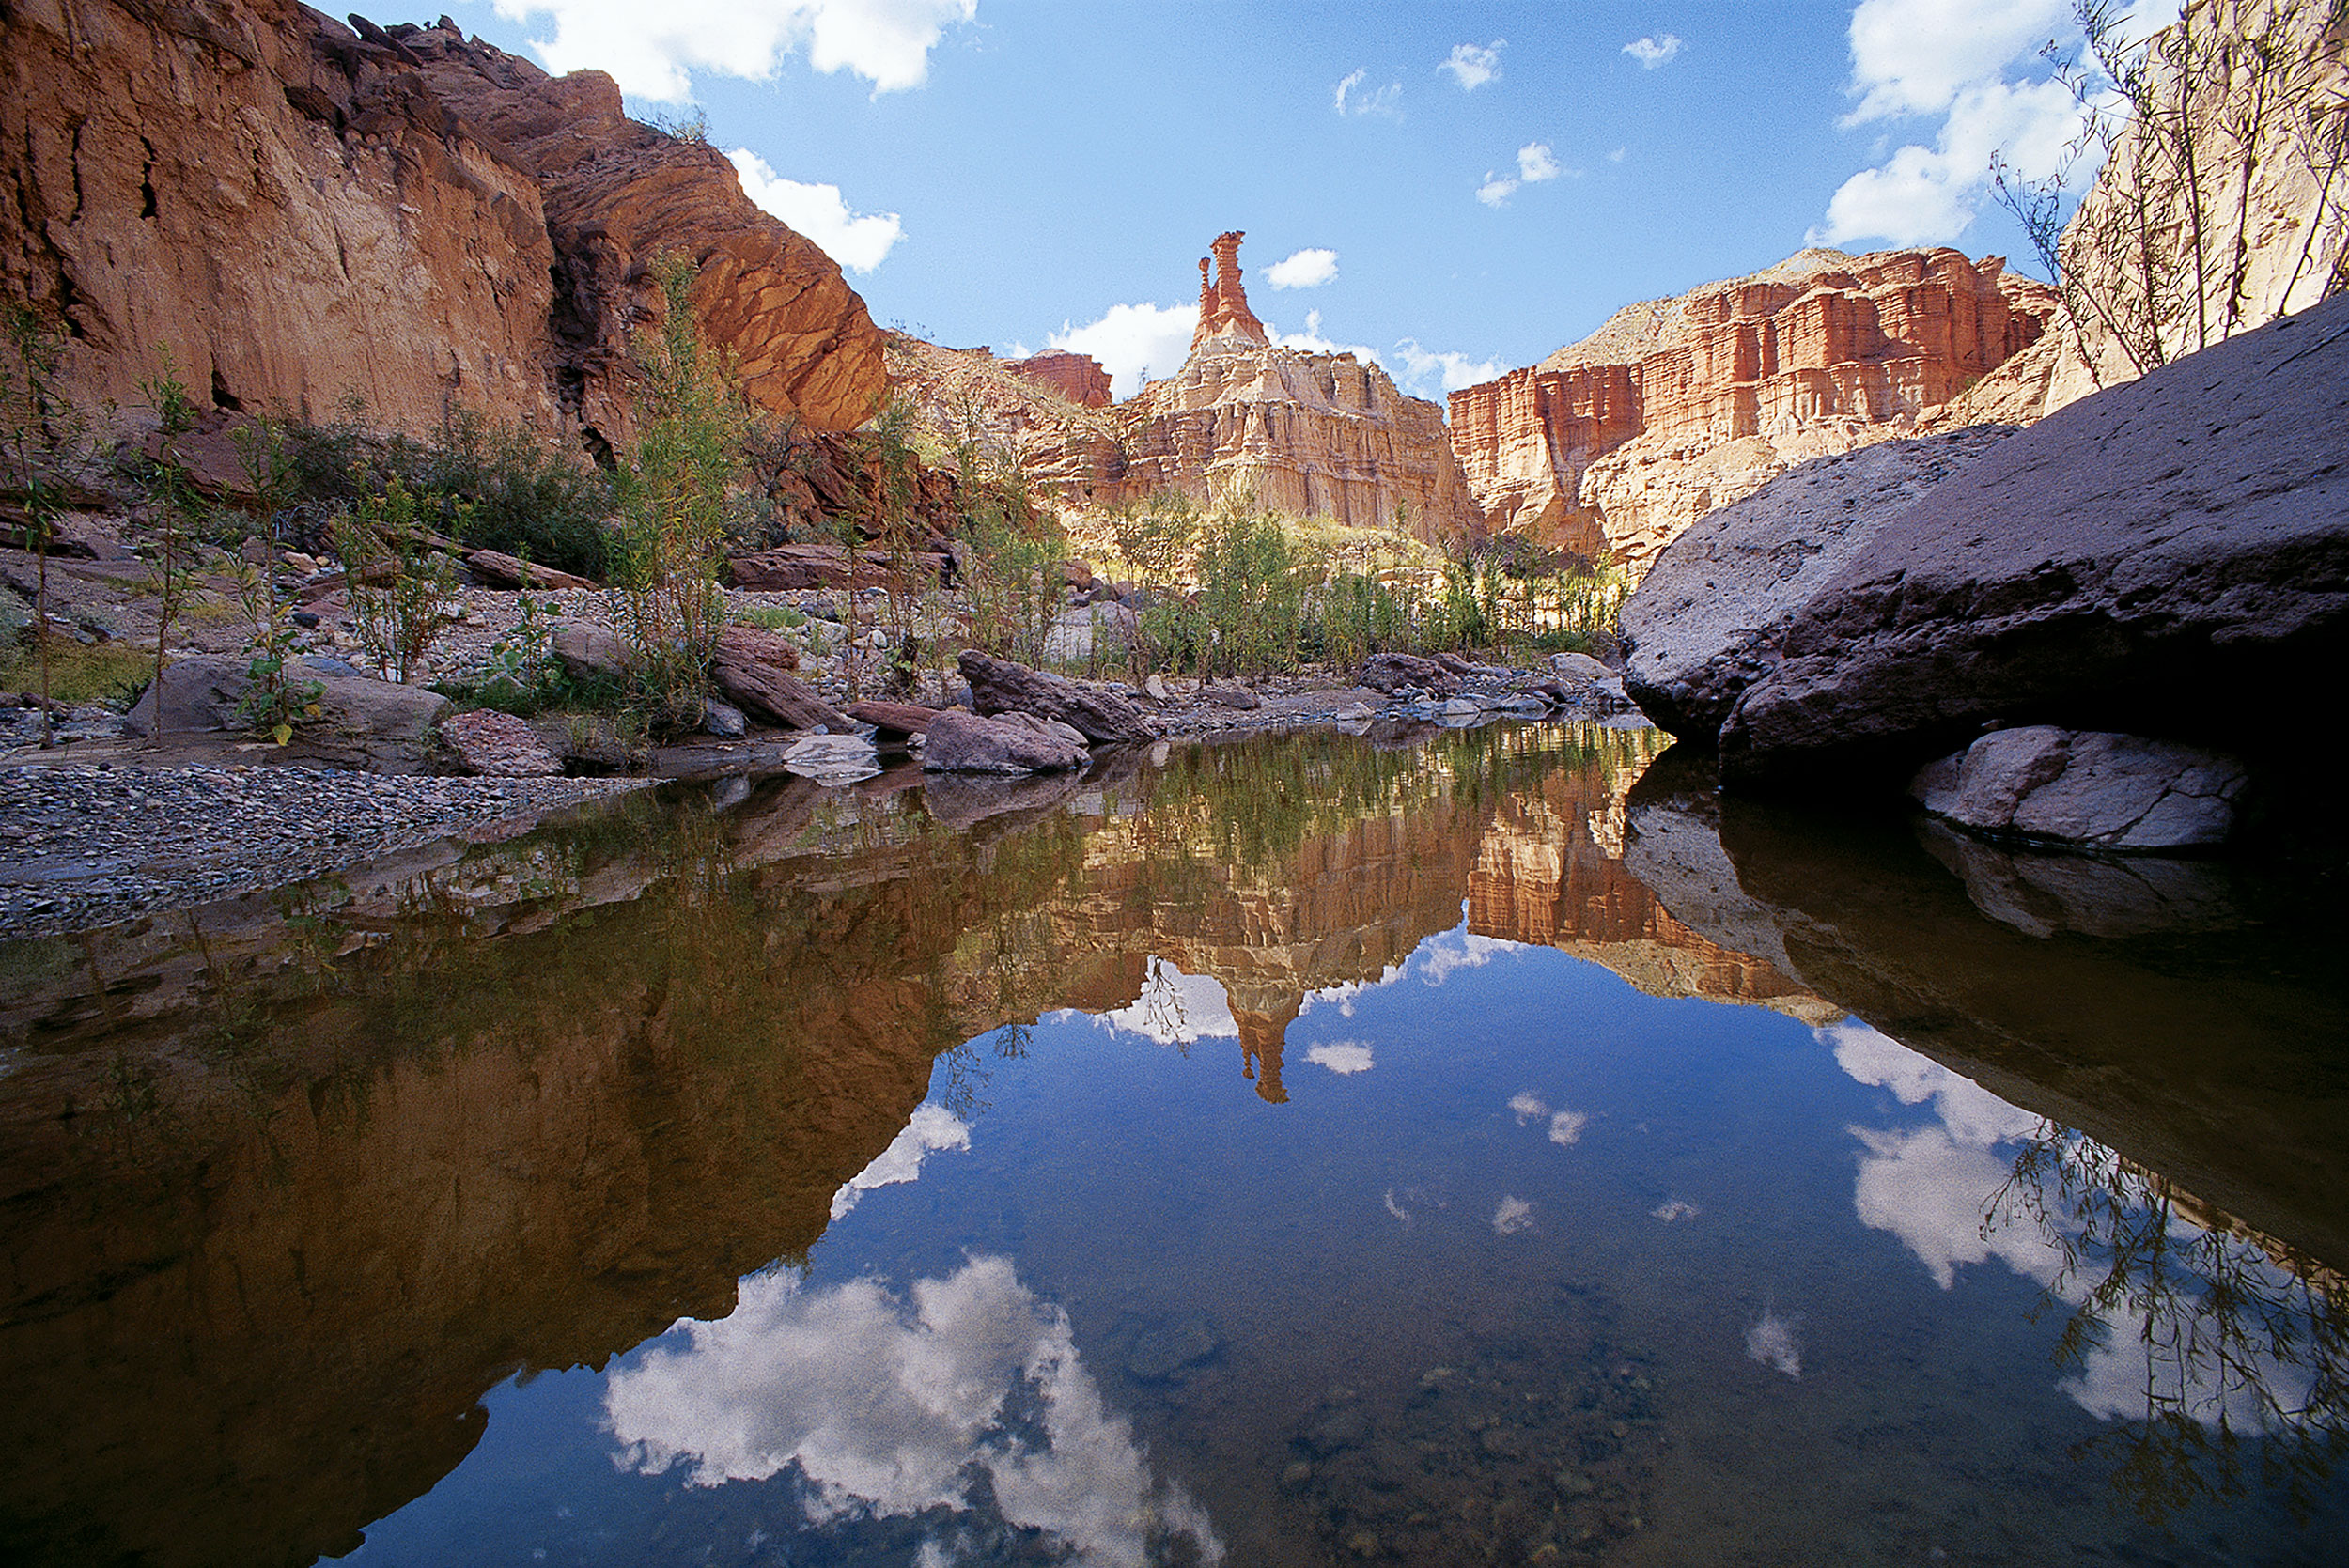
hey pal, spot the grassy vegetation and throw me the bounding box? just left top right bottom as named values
left=0, top=640, right=150, bottom=705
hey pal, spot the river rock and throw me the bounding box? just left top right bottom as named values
left=126, top=655, right=450, bottom=773
left=781, top=733, right=881, bottom=787
left=957, top=651, right=1149, bottom=743
left=847, top=701, right=941, bottom=740
left=1356, top=653, right=1460, bottom=697
left=1909, top=726, right=2249, bottom=850
left=552, top=625, right=627, bottom=682
left=463, top=551, right=595, bottom=592
left=1620, top=427, right=2015, bottom=744
left=440, top=709, right=565, bottom=778
left=1714, top=293, right=2349, bottom=787
left=920, top=710, right=1088, bottom=774
left=711, top=627, right=847, bottom=731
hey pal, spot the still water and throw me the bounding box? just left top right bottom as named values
left=1, top=723, right=2342, bottom=1566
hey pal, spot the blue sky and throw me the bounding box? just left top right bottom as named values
left=452, top=2, right=2145, bottom=398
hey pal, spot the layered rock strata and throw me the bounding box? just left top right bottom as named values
left=0, top=5, right=882, bottom=448
left=890, top=237, right=1486, bottom=543
left=1448, top=248, right=2056, bottom=572
left=1003, top=349, right=1112, bottom=408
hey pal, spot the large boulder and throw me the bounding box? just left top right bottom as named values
left=710, top=627, right=848, bottom=731
left=1908, top=726, right=2250, bottom=851
left=957, top=651, right=1149, bottom=744
left=920, top=710, right=1088, bottom=774
left=1621, top=428, right=2016, bottom=741
left=1706, top=294, right=2349, bottom=787
left=127, top=655, right=449, bottom=773
left=441, top=708, right=565, bottom=777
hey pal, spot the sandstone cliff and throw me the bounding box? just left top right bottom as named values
left=0, top=5, right=883, bottom=450
left=1004, top=349, right=1112, bottom=408
left=892, top=233, right=1486, bottom=544
left=1448, top=247, right=2055, bottom=574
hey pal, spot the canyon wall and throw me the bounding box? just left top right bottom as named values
left=1004, top=349, right=1112, bottom=408
left=1448, top=247, right=2055, bottom=574
left=891, top=233, right=1486, bottom=544
left=0, top=4, right=883, bottom=450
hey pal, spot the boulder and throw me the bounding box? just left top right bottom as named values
left=1198, top=684, right=1261, bottom=710
left=552, top=624, right=627, bottom=682
left=727, top=545, right=897, bottom=592
left=922, top=768, right=1087, bottom=829
left=1620, top=427, right=2016, bottom=743
left=780, top=733, right=881, bottom=787
left=1355, top=653, right=1459, bottom=697
left=441, top=709, right=565, bottom=777
left=846, top=701, right=941, bottom=740
left=1714, top=293, right=2349, bottom=787
left=464, top=551, right=595, bottom=591
left=126, top=655, right=449, bottom=773
left=702, top=700, right=748, bottom=738
left=710, top=627, right=847, bottom=731
left=957, top=650, right=1149, bottom=743
left=1042, top=602, right=1139, bottom=662
left=920, top=710, right=1088, bottom=774
left=1909, top=726, right=2249, bottom=851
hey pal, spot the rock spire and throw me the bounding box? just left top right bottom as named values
left=1191, top=230, right=1269, bottom=349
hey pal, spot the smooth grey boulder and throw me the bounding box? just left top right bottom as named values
left=1715, top=292, right=2349, bottom=786
left=1909, top=726, right=2249, bottom=850
left=1620, top=427, right=2016, bottom=743
left=126, top=655, right=450, bottom=772
left=920, top=709, right=1088, bottom=774
left=1915, top=819, right=2239, bottom=938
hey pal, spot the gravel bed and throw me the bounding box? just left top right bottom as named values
left=0, top=764, right=650, bottom=942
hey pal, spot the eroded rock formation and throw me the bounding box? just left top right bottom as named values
left=1003, top=349, right=1112, bottom=408
left=0, top=5, right=883, bottom=449
left=889, top=236, right=1486, bottom=544
left=1448, top=248, right=2056, bottom=573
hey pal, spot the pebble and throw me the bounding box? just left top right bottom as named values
left=0, top=763, right=647, bottom=941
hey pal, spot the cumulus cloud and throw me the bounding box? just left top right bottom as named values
left=1517, top=142, right=1563, bottom=182
left=1441, top=40, right=1504, bottom=90
left=728, top=149, right=903, bottom=272
left=1415, top=930, right=1517, bottom=985
left=1623, top=34, right=1684, bottom=70
left=1547, top=1109, right=1590, bottom=1146
left=605, top=1257, right=1224, bottom=1561
left=1812, top=0, right=2181, bottom=247
left=1393, top=339, right=1503, bottom=397
left=1307, top=1040, right=1376, bottom=1075
left=1049, top=303, right=1198, bottom=399
left=1828, top=1019, right=2041, bottom=1148
left=1745, top=1309, right=1803, bottom=1377
left=829, top=1103, right=969, bottom=1220
left=1272, top=309, right=1382, bottom=365
left=1333, top=68, right=1402, bottom=117
left=1475, top=171, right=1518, bottom=208
left=491, top=0, right=977, bottom=102
left=1265, top=247, right=1340, bottom=289
left=1492, top=1196, right=1535, bottom=1234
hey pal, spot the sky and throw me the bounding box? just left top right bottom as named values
left=447, top=1, right=2165, bottom=401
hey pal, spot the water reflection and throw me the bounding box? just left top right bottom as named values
left=604, top=1256, right=1223, bottom=1566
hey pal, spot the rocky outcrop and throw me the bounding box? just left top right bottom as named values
left=1003, top=350, right=1112, bottom=409
left=921, top=709, right=1089, bottom=773
left=1908, top=727, right=2251, bottom=852
left=440, top=707, right=564, bottom=777
left=1620, top=427, right=2015, bottom=743
left=127, top=653, right=450, bottom=772
left=1448, top=248, right=2056, bottom=572
left=888, top=238, right=1486, bottom=545
left=711, top=627, right=848, bottom=731
left=958, top=650, right=1150, bottom=743
left=0, top=5, right=881, bottom=449
left=1712, top=291, right=2349, bottom=790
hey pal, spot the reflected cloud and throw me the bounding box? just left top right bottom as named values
left=1306, top=1041, right=1375, bottom=1076
left=1507, top=1092, right=1588, bottom=1145
left=830, top=1105, right=971, bottom=1222
left=1849, top=1123, right=2062, bottom=1291
left=1383, top=1189, right=1411, bottom=1225
left=1652, top=1199, right=1699, bottom=1224
left=1089, top=958, right=1238, bottom=1047
left=1492, top=1197, right=1535, bottom=1234
left=604, top=1256, right=1224, bottom=1566
left=1416, top=931, right=1518, bottom=986
left=1746, top=1310, right=1802, bottom=1378
left=1827, top=1018, right=2039, bottom=1147
left=1508, top=1091, right=1548, bottom=1123
left=1297, top=963, right=1407, bottom=1018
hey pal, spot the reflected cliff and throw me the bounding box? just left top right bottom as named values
left=0, top=722, right=1771, bottom=1568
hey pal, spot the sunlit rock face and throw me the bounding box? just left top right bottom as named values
left=889, top=234, right=1486, bottom=544
left=0, top=5, right=882, bottom=444
left=1447, top=247, right=2054, bottom=574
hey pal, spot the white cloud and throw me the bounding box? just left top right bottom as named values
left=1813, top=0, right=2181, bottom=248
left=1745, top=1309, right=1802, bottom=1377
left=1492, top=1196, right=1535, bottom=1234
left=1441, top=40, right=1504, bottom=91
left=1508, top=1091, right=1548, bottom=1123
left=491, top=0, right=977, bottom=103
left=1272, top=309, right=1382, bottom=365
left=1307, top=1040, right=1376, bottom=1075
left=1333, top=68, right=1402, bottom=117
left=1091, top=957, right=1237, bottom=1045
left=1623, top=34, right=1684, bottom=70
left=1475, top=172, right=1518, bottom=208
left=605, top=1257, right=1224, bottom=1561
left=727, top=148, right=904, bottom=272
left=1393, top=339, right=1503, bottom=397
left=1548, top=1109, right=1589, bottom=1146
left=1608, top=146, right=1627, bottom=163
left=1827, top=1019, right=2041, bottom=1147
left=1265, top=247, right=1340, bottom=289
left=829, top=1103, right=969, bottom=1220
left=1415, top=930, right=1516, bottom=985
left=1652, top=1198, right=1700, bottom=1223
left=1517, top=142, right=1563, bottom=182
left=1049, top=303, right=1198, bottom=399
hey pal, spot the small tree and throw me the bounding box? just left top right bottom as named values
left=1, top=306, right=75, bottom=745
left=610, top=255, right=745, bottom=727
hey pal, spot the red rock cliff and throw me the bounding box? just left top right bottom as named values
left=1448, top=248, right=2055, bottom=574
left=1003, top=349, right=1112, bottom=408
left=0, top=5, right=884, bottom=448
